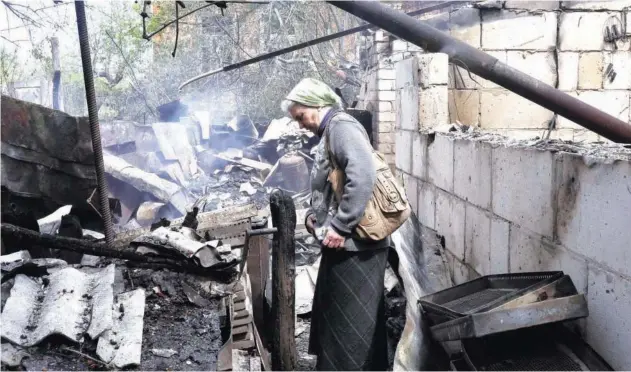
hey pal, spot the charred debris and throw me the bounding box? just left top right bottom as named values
left=0, top=94, right=391, bottom=371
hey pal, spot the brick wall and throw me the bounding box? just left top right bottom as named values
left=392, top=51, right=631, bottom=370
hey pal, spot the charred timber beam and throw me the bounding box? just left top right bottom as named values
left=269, top=190, right=296, bottom=371
left=1, top=223, right=236, bottom=279
left=179, top=1, right=467, bottom=90
left=328, top=1, right=631, bottom=144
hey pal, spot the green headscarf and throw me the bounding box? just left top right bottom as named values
left=284, top=78, right=342, bottom=108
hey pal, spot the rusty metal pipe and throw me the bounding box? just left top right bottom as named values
left=328, top=1, right=631, bottom=143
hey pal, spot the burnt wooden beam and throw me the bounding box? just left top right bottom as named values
left=269, top=189, right=296, bottom=371
left=1, top=223, right=236, bottom=279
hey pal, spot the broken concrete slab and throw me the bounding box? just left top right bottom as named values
left=1, top=264, right=116, bottom=346
left=97, top=288, right=146, bottom=369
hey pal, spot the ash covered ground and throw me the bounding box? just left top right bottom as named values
left=13, top=265, right=226, bottom=371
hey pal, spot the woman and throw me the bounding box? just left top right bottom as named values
left=281, top=78, right=390, bottom=371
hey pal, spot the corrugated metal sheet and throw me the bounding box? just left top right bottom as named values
left=0, top=264, right=116, bottom=346
left=97, top=289, right=146, bottom=368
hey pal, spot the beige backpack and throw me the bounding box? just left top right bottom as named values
left=325, top=117, right=411, bottom=241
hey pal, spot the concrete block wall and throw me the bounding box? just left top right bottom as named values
left=401, top=132, right=631, bottom=369
left=357, top=2, right=631, bottom=141
left=391, top=40, right=631, bottom=369
left=444, top=2, right=631, bottom=141
left=358, top=28, right=436, bottom=170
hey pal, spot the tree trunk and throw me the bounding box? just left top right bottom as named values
left=51, top=36, right=62, bottom=110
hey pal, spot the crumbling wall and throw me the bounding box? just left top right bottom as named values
left=448, top=1, right=631, bottom=141
left=358, top=2, right=631, bottom=145
left=392, top=51, right=631, bottom=369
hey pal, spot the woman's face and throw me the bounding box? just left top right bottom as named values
left=289, top=105, right=320, bottom=134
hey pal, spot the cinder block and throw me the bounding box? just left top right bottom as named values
left=428, top=134, right=454, bottom=192
left=375, top=132, right=395, bottom=144
left=395, top=57, right=418, bottom=89
left=508, top=225, right=588, bottom=294
left=436, top=190, right=466, bottom=260
left=411, top=132, right=428, bottom=180
left=603, top=51, right=631, bottom=90
left=379, top=101, right=393, bottom=112
left=454, top=139, right=491, bottom=209
left=378, top=122, right=395, bottom=133
left=557, top=52, right=579, bottom=91
left=378, top=80, right=395, bottom=91
left=446, top=250, right=481, bottom=285
left=449, top=7, right=481, bottom=48
left=402, top=173, right=418, bottom=214
left=418, top=53, right=449, bottom=88
left=396, top=86, right=419, bottom=131
left=555, top=153, right=631, bottom=278
left=378, top=90, right=396, bottom=101
left=395, top=131, right=412, bottom=174
left=557, top=90, right=630, bottom=129
left=480, top=90, right=554, bottom=129
left=407, top=43, right=423, bottom=53
left=417, top=181, right=436, bottom=229
left=505, top=1, right=560, bottom=10
left=377, top=143, right=393, bottom=154
left=419, top=85, right=449, bottom=128
left=374, top=30, right=388, bottom=42
left=392, top=39, right=408, bottom=52
left=572, top=129, right=601, bottom=142
left=481, top=10, right=557, bottom=50
left=561, top=0, right=631, bottom=10
left=465, top=204, right=492, bottom=275
left=448, top=89, right=480, bottom=127
left=490, top=218, right=510, bottom=274
left=506, top=51, right=557, bottom=87
left=378, top=111, right=396, bottom=123
left=578, top=52, right=604, bottom=90
left=377, top=68, right=396, bottom=80
left=585, top=265, right=631, bottom=371
left=375, top=41, right=390, bottom=54
left=492, top=146, right=555, bottom=237
left=548, top=128, right=575, bottom=141
left=559, top=12, right=617, bottom=51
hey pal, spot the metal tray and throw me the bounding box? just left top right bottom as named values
left=419, top=271, right=564, bottom=325
left=429, top=275, right=588, bottom=341
left=452, top=323, right=613, bottom=371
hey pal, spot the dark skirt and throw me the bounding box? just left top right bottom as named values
left=309, top=246, right=389, bottom=371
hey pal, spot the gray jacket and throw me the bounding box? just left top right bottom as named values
left=305, top=111, right=391, bottom=251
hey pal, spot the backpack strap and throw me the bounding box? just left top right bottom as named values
left=323, top=109, right=342, bottom=170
